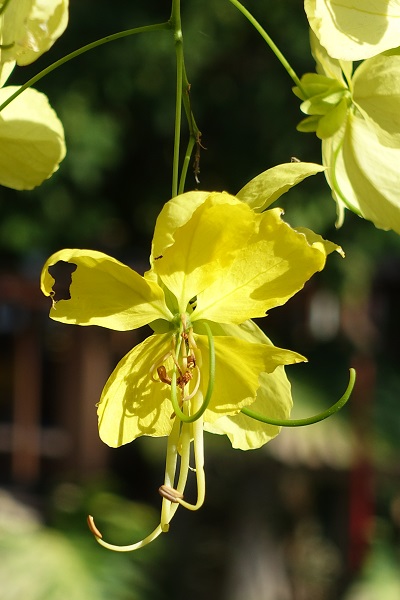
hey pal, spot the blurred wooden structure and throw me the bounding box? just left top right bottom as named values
left=0, top=271, right=140, bottom=485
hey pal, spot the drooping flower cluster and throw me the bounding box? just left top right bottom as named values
left=41, top=168, right=342, bottom=551
left=294, top=27, right=400, bottom=233
left=0, top=0, right=68, bottom=189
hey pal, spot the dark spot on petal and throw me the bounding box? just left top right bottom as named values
left=48, top=261, right=77, bottom=301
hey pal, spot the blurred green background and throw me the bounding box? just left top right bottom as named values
left=1, top=1, right=400, bottom=599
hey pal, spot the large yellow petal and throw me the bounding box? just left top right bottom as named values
left=41, top=249, right=172, bottom=330
left=202, top=320, right=294, bottom=450
left=0, top=0, right=69, bottom=66
left=97, top=334, right=174, bottom=447
left=194, top=327, right=304, bottom=424
left=305, top=0, right=400, bottom=60
left=193, top=208, right=332, bottom=324
left=151, top=190, right=210, bottom=260
left=0, top=85, right=65, bottom=190
left=0, top=60, right=15, bottom=87
left=309, top=29, right=352, bottom=83
left=154, top=193, right=256, bottom=312
left=236, top=162, right=325, bottom=212
left=323, top=114, right=400, bottom=233
left=353, top=54, right=400, bottom=146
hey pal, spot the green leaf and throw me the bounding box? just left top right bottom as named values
left=316, top=96, right=349, bottom=139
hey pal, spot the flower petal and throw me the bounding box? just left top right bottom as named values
left=194, top=325, right=305, bottom=424
left=193, top=208, right=334, bottom=324
left=305, top=0, right=400, bottom=60
left=97, top=334, right=174, bottom=447
left=41, top=249, right=172, bottom=330
left=0, top=86, right=65, bottom=190
left=0, top=0, right=69, bottom=66
left=236, top=162, right=326, bottom=212
left=323, top=114, right=400, bottom=233
left=0, top=61, right=15, bottom=87
left=202, top=320, right=294, bottom=449
left=151, top=190, right=210, bottom=260
left=309, top=30, right=352, bottom=83
left=353, top=54, right=400, bottom=146
left=154, top=193, right=256, bottom=312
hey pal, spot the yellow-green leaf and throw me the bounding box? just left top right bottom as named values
left=316, top=97, right=349, bottom=139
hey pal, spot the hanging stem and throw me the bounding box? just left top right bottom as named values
left=0, top=0, right=12, bottom=15
left=178, top=135, right=196, bottom=194
left=227, top=0, right=304, bottom=94
left=0, top=22, right=171, bottom=113
left=170, top=0, right=184, bottom=197
left=241, top=368, right=356, bottom=426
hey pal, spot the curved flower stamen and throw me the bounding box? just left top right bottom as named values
left=242, top=368, right=356, bottom=426
left=176, top=403, right=205, bottom=512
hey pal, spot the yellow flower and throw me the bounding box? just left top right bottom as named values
left=294, top=33, right=400, bottom=233
left=0, top=62, right=65, bottom=190
left=305, top=0, right=400, bottom=60
left=0, top=0, right=69, bottom=66
left=41, top=188, right=339, bottom=550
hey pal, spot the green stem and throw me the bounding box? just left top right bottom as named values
left=179, top=64, right=202, bottom=192
left=0, top=22, right=171, bottom=113
left=241, top=368, right=356, bottom=427
left=170, top=0, right=184, bottom=197
left=227, top=0, right=304, bottom=93
left=160, top=417, right=181, bottom=531
left=0, top=0, right=12, bottom=15
left=178, top=135, right=196, bottom=194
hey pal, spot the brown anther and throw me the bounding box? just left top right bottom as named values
left=177, top=370, right=193, bottom=389
left=87, top=515, right=103, bottom=539
left=157, top=365, right=172, bottom=385
left=158, top=485, right=184, bottom=503
left=187, top=353, right=196, bottom=369
left=181, top=331, right=189, bottom=340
